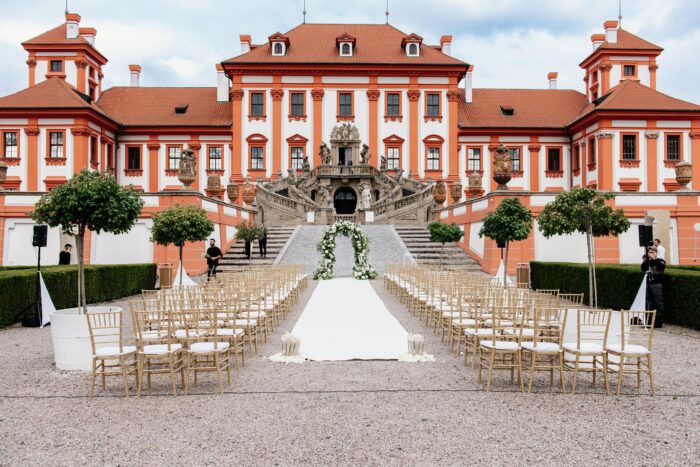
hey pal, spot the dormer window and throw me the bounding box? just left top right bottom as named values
left=402, top=33, right=423, bottom=57
left=340, top=42, right=352, bottom=56
left=336, top=33, right=357, bottom=58
left=500, top=105, right=514, bottom=116
left=268, top=32, right=290, bottom=57
left=272, top=42, right=285, bottom=56
left=407, top=43, right=419, bottom=57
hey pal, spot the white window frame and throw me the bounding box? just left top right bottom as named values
left=407, top=42, right=419, bottom=57
left=340, top=42, right=353, bottom=57
left=272, top=42, right=286, bottom=56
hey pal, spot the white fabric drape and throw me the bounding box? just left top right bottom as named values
left=39, top=272, right=56, bottom=328
left=494, top=259, right=514, bottom=285
left=630, top=272, right=648, bottom=310
left=173, top=263, right=197, bottom=287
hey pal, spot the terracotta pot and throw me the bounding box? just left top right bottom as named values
left=433, top=179, right=447, bottom=206
left=675, top=161, right=692, bottom=190
left=449, top=181, right=463, bottom=203
left=0, top=161, right=7, bottom=188
left=242, top=180, right=256, bottom=205
left=226, top=183, right=239, bottom=203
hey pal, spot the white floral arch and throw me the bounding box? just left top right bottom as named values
left=313, top=221, right=377, bottom=280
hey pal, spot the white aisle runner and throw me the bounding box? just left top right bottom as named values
left=292, top=278, right=408, bottom=361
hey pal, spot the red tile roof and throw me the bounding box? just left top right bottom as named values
left=23, top=23, right=93, bottom=47
left=458, top=89, right=587, bottom=129
left=224, top=23, right=466, bottom=66
left=98, top=87, right=232, bottom=127
left=581, top=29, right=663, bottom=65
left=570, top=80, right=700, bottom=125
left=0, top=78, right=115, bottom=121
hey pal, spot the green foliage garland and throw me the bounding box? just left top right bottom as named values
left=313, top=221, right=377, bottom=280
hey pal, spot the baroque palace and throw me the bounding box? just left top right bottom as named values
left=1, top=12, right=699, bottom=274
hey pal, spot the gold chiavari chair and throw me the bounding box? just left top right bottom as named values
left=86, top=309, right=137, bottom=399
left=563, top=308, right=612, bottom=394
left=183, top=308, right=232, bottom=395
left=477, top=304, right=525, bottom=392
left=605, top=310, right=656, bottom=396
left=521, top=306, right=568, bottom=393
left=559, top=293, right=584, bottom=306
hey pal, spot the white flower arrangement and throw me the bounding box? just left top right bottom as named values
left=313, top=221, right=377, bottom=280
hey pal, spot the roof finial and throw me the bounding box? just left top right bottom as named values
left=303, top=0, right=307, bottom=24
left=385, top=0, right=390, bottom=24
left=618, top=0, right=623, bottom=27
left=65, top=0, right=68, bottom=14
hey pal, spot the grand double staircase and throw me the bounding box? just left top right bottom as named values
left=395, top=226, right=481, bottom=271
left=217, top=226, right=296, bottom=271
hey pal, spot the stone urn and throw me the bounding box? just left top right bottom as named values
left=226, top=183, right=239, bottom=203
left=177, top=148, right=196, bottom=190
left=242, top=178, right=256, bottom=205
left=433, top=179, right=447, bottom=207
left=449, top=181, right=463, bottom=203
left=492, top=144, right=512, bottom=191
left=206, top=174, right=223, bottom=199
left=0, top=161, right=7, bottom=189
left=675, top=161, right=692, bottom=191
left=468, top=171, right=484, bottom=198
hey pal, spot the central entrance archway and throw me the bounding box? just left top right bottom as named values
left=333, top=187, right=357, bottom=214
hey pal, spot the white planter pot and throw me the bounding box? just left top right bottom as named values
left=50, top=306, right=123, bottom=371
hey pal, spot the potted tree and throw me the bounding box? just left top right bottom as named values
left=235, top=223, right=263, bottom=263
left=150, top=204, right=214, bottom=286
left=537, top=188, right=630, bottom=306
left=427, top=221, right=464, bottom=267
left=479, top=198, right=533, bottom=288
left=32, top=170, right=143, bottom=370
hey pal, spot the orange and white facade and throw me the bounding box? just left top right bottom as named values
left=1, top=12, right=699, bottom=271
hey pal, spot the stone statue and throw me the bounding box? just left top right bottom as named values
left=288, top=168, right=297, bottom=184
left=379, top=155, right=388, bottom=172
left=330, top=123, right=360, bottom=142
left=360, top=182, right=372, bottom=210
left=318, top=186, right=331, bottom=208
left=360, top=144, right=370, bottom=165
left=319, top=142, right=332, bottom=165
left=394, top=168, right=404, bottom=182
left=178, top=148, right=196, bottom=190
left=302, top=155, right=311, bottom=172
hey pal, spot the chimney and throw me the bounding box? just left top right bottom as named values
left=591, top=33, right=605, bottom=51
left=604, top=20, right=619, bottom=43
left=240, top=34, right=252, bottom=54
left=548, top=72, right=558, bottom=90
left=439, top=35, right=452, bottom=56
left=65, top=12, right=81, bottom=40
left=79, top=27, right=96, bottom=46
left=129, top=65, right=141, bottom=87
left=464, top=65, right=474, bottom=104
left=216, top=64, right=229, bottom=102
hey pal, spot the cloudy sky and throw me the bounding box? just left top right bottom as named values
left=1, top=0, right=699, bottom=102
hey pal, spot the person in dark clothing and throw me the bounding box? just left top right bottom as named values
left=58, top=244, right=72, bottom=265
left=641, top=246, right=665, bottom=328
left=205, top=238, right=223, bottom=278
left=244, top=239, right=252, bottom=261
left=259, top=227, right=268, bottom=258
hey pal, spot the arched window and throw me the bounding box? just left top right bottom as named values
left=273, top=42, right=284, bottom=56
left=408, top=43, right=418, bottom=56
left=341, top=43, right=351, bottom=56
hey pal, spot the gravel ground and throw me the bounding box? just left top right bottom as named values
left=1, top=279, right=699, bottom=466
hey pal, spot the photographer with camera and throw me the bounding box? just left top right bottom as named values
left=641, top=246, right=665, bottom=328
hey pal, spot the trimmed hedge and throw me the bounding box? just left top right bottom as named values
left=530, top=262, right=700, bottom=330
left=0, top=264, right=156, bottom=328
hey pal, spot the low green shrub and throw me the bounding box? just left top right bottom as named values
left=0, top=264, right=156, bottom=328
left=530, top=262, right=700, bottom=330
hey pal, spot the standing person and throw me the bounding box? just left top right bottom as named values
left=653, top=238, right=666, bottom=260
left=259, top=226, right=268, bottom=258
left=58, top=244, right=72, bottom=265
left=244, top=238, right=252, bottom=261
left=641, top=246, right=665, bottom=328
left=205, top=238, right=223, bottom=278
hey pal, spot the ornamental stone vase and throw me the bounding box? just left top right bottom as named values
left=433, top=179, right=447, bottom=206
left=242, top=179, right=256, bottom=205
left=177, top=148, right=196, bottom=190
left=468, top=171, right=484, bottom=198
left=206, top=174, right=223, bottom=199
left=492, top=144, right=512, bottom=191
left=226, top=183, right=239, bottom=203
left=449, top=181, right=463, bottom=203
left=0, top=161, right=7, bottom=189
left=675, top=161, right=692, bottom=191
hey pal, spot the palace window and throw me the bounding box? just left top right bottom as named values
left=574, top=144, right=581, bottom=171
left=272, top=42, right=285, bottom=56
left=106, top=143, right=113, bottom=170
left=88, top=85, right=96, bottom=100
left=666, top=134, right=681, bottom=161
left=290, top=92, right=305, bottom=116
left=622, top=134, right=637, bottom=160
left=167, top=145, right=182, bottom=170
left=387, top=147, right=400, bottom=170
left=250, top=92, right=265, bottom=116
left=340, top=43, right=352, bottom=56
left=50, top=60, right=63, bottom=73
left=547, top=148, right=561, bottom=172
left=386, top=93, right=400, bottom=117
left=623, top=65, right=636, bottom=77
left=208, top=146, right=223, bottom=170
left=338, top=92, right=353, bottom=117
left=2, top=131, right=18, bottom=158
left=90, top=136, right=98, bottom=167
left=467, top=148, right=481, bottom=172
left=509, top=148, right=521, bottom=172
left=407, top=43, right=419, bottom=57
left=250, top=146, right=264, bottom=170
left=127, top=146, right=141, bottom=170
left=426, top=93, right=440, bottom=117
left=588, top=137, right=596, bottom=166
left=48, top=131, right=64, bottom=158
left=290, top=146, right=304, bottom=170
left=427, top=147, right=441, bottom=171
